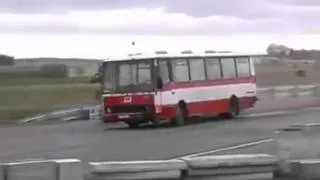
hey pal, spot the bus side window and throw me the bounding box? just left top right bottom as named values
left=221, top=57, right=236, bottom=79
left=236, top=57, right=250, bottom=77
left=171, top=59, right=189, bottom=82
left=119, top=64, right=137, bottom=85
left=137, top=62, right=151, bottom=83
left=205, top=58, right=221, bottom=80
left=158, top=60, right=170, bottom=83
left=104, top=63, right=116, bottom=90
left=189, top=58, right=206, bottom=81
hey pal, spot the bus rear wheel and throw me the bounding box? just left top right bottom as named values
left=173, top=102, right=188, bottom=126
left=221, top=96, right=239, bottom=119
left=227, top=96, right=240, bottom=119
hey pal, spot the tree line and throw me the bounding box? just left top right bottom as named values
left=266, top=44, right=320, bottom=60
left=0, top=63, right=69, bottom=78
left=0, top=54, right=14, bottom=66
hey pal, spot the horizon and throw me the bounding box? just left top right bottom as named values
left=1, top=0, right=320, bottom=59
left=2, top=33, right=320, bottom=59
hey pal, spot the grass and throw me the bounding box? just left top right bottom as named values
left=255, top=63, right=320, bottom=87
left=0, top=76, right=91, bottom=86
left=0, top=77, right=99, bottom=121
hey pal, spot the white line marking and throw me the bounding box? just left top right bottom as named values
left=178, top=138, right=273, bottom=159
left=8, top=158, right=46, bottom=163
left=174, top=106, right=320, bottom=159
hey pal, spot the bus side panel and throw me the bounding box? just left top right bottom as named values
left=158, top=77, right=257, bottom=120
left=159, top=96, right=256, bottom=119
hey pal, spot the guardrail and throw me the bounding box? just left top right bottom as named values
left=257, top=84, right=320, bottom=98
left=88, top=159, right=186, bottom=180
left=18, top=84, right=320, bottom=124
left=0, top=159, right=83, bottom=180
left=19, top=104, right=102, bottom=124
left=1, top=154, right=319, bottom=180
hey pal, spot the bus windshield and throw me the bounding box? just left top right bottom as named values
left=103, top=60, right=154, bottom=92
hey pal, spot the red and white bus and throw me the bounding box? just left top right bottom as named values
left=101, top=50, right=264, bottom=128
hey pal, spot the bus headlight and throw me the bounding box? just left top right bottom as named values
left=145, top=106, right=150, bottom=112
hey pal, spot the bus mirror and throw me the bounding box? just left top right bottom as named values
left=156, top=77, right=163, bottom=89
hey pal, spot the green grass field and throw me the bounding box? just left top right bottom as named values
left=0, top=76, right=91, bottom=86
left=0, top=77, right=99, bottom=121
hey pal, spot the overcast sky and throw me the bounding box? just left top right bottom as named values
left=0, top=0, right=319, bottom=58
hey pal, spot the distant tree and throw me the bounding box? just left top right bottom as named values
left=267, top=44, right=320, bottom=60
left=266, top=44, right=292, bottom=57
left=0, top=54, right=14, bottom=66
left=90, top=63, right=103, bottom=83
left=38, top=64, right=68, bottom=78
left=75, top=67, right=85, bottom=76
left=290, top=49, right=320, bottom=60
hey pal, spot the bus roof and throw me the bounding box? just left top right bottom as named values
left=103, top=50, right=268, bottom=62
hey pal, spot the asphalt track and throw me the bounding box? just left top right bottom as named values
left=1, top=96, right=320, bottom=174
left=0, top=108, right=319, bottom=162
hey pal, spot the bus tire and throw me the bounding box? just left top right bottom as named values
left=127, top=122, right=139, bottom=129
left=227, top=96, right=240, bottom=119
left=173, top=102, right=188, bottom=126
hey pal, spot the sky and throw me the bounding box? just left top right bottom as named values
left=0, top=0, right=320, bottom=58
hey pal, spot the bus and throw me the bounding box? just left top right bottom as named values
left=101, top=50, right=264, bottom=128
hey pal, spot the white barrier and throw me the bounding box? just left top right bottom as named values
left=181, top=154, right=277, bottom=179
left=88, top=160, right=186, bottom=180
left=273, top=123, right=320, bottom=177
left=289, top=159, right=320, bottom=179
left=4, top=160, right=57, bottom=180
left=49, top=108, right=83, bottom=121
left=296, top=85, right=319, bottom=97
left=0, top=167, right=3, bottom=180
left=82, top=105, right=102, bottom=121
left=257, top=84, right=320, bottom=98
left=274, top=86, right=297, bottom=98
left=0, top=159, right=83, bottom=180
left=54, top=159, right=84, bottom=180
left=19, top=108, right=83, bottom=124
left=3, top=154, right=320, bottom=179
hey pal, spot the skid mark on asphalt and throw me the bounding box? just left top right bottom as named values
left=177, top=138, right=273, bottom=159
left=107, top=106, right=320, bottom=131
left=242, top=106, right=320, bottom=119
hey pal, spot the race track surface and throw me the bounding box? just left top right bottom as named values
left=0, top=109, right=319, bottom=170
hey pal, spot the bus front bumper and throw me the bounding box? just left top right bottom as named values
left=103, top=112, right=152, bottom=123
